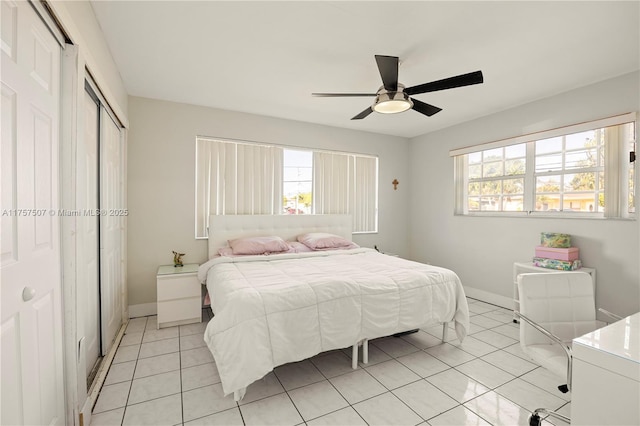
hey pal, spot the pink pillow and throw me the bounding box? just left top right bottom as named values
left=228, top=236, right=289, bottom=255
left=219, top=241, right=312, bottom=257
left=218, top=247, right=237, bottom=257
left=297, top=233, right=359, bottom=250
left=287, top=241, right=314, bottom=253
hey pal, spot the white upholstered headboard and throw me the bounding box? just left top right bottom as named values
left=207, top=214, right=353, bottom=259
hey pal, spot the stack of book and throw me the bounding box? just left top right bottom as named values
left=533, top=232, right=582, bottom=270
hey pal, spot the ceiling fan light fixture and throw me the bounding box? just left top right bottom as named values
left=312, top=55, right=484, bottom=120
left=374, top=98, right=413, bottom=114
left=373, top=87, right=413, bottom=114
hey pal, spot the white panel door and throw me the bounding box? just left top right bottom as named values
left=0, top=1, right=65, bottom=425
left=100, top=110, right=123, bottom=354
left=82, top=90, right=101, bottom=375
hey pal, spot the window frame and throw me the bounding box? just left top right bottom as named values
left=451, top=112, right=637, bottom=219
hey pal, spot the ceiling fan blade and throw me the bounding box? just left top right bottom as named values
left=312, top=93, right=377, bottom=97
left=405, top=70, right=484, bottom=96
left=351, top=107, right=374, bottom=120
left=411, top=98, right=442, bottom=117
left=375, top=55, right=399, bottom=92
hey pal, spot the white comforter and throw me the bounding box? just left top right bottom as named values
left=199, top=248, right=469, bottom=397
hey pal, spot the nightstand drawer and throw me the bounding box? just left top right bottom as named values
left=156, top=263, right=201, bottom=329
left=157, top=274, right=199, bottom=301
left=157, top=297, right=201, bottom=324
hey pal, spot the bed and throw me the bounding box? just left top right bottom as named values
left=198, top=214, right=470, bottom=400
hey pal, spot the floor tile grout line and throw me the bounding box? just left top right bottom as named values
left=285, top=362, right=372, bottom=425
left=516, top=367, right=573, bottom=403
left=452, top=348, right=519, bottom=377
left=428, top=403, right=481, bottom=424
left=387, top=380, right=441, bottom=423
left=279, top=349, right=404, bottom=421
left=268, top=365, right=305, bottom=424
left=123, top=318, right=185, bottom=424
left=121, top=390, right=184, bottom=408
left=393, top=352, right=454, bottom=379
left=461, top=401, right=499, bottom=426
left=475, top=377, right=552, bottom=423
left=454, top=362, right=568, bottom=420
left=178, top=328, right=184, bottom=426
left=422, top=343, right=561, bottom=413
left=181, top=406, right=242, bottom=426
left=421, top=366, right=492, bottom=406
left=141, top=333, right=181, bottom=345
left=118, top=317, right=145, bottom=425
left=343, top=358, right=423, bottom=408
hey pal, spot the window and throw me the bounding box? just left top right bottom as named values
left=534, top=130, right=605, bottom=213
left=283, top=150, right=312, bottom=215
left=467, top=144, right=526, bottom=212
left=452, top=113, right=636, bottom=218
left=195, top=138, right=378, bottom=237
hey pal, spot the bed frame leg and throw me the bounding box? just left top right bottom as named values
left=442, top=322, right=449, bottom=342
left=351, top=339, right=369, bottom=369
left=352, top=343, right=358, bottom=369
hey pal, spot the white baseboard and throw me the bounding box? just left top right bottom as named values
left=128, top=302, right=157, bottom=318
left=463, top=286, right=512, bottom=310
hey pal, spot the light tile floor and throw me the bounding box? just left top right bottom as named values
left=91, top=299, right=570, bottom=425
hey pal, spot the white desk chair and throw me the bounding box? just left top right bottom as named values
left=516, top=272, right=621, bottom=426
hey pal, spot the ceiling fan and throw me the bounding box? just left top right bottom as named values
left=312, top=55, right=483, bottom=120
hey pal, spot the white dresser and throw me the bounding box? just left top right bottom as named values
left=512, top=262, right=596, bottom=322
left=571, top=312, right=640, bottom=425
left=156, top=263, right=201, bottom=329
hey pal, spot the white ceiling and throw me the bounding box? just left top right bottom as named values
left=91, top=1, right=639, bottom=138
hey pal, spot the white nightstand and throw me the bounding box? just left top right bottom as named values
left=157, top=263, right=201, bottom=329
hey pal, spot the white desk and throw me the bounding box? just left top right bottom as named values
left=571, top=312, right=640, bottom=425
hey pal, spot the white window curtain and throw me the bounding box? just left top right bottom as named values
left=353, top=156, right=378, bottom=233
left=313, top=151, right=378, bottom=232
left=196, top=139, right=283, bottom=238
left=313, top=152, right=353, bottom=215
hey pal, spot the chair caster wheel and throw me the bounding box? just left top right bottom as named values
left=528, top=413, right=542, bottom=426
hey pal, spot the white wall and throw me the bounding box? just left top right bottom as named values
left=408, top=71, right=640, bottom=317
left=127, top=96, right=410, bottom=309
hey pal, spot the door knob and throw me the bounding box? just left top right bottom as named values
left=22, top=287, right=36, bottom=302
